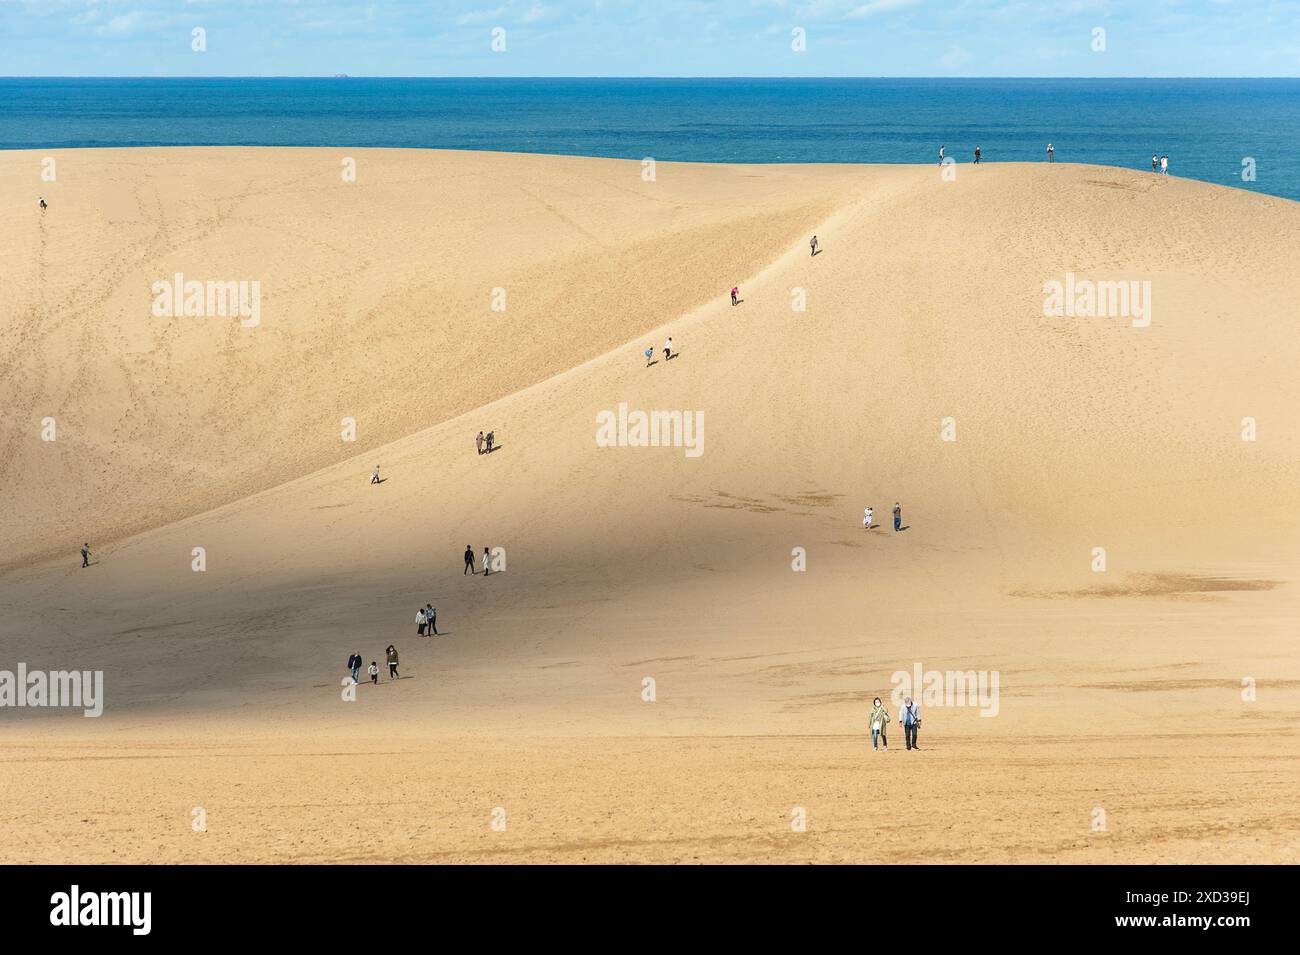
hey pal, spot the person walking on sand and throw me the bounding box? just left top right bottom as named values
left=1160, top=155, right=1169, bottom=175
left=644, top=345, right=654, bottom=366
left=863, top=506, right=873, bottom=530
left=902, top=695, right=922, bottom=750
left=476, top=431, right=485, bottom=455
left=663, top=337, right=673, bottom=362
left=974, top=146, right=981, bottom=164
left=810, top=235, right=818, bottom=256
left=368, top=660, right=379, bottom=685
left=1047, top=143, right=1055, bottom=163
left=370, top=465, right=381, bottom=485
left=730, top=286, right=739, bottom=306
left=482, top=546, right=492, bottom=576
left=80, top=543, right=91, bottom=568
left=349, top=652, right=362, bottom=683
left=893, top=502, right=902, bottom=533
left=464, top=545, right=475, bottom=575
left=425, top=603, right=438, bottom=636
left=39, top=196, right=48, bottom=210
left=486, top=431, right=495, bottom=453
left=870, top=697, right=891, bottom=751
left=938, top=145, right=945, bottom=165
left=386, top=645, right=399, bottom=680
left=416, top=606, right=427, bottom=637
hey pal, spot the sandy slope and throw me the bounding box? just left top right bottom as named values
left=1, top=150, right=1298, bottom=864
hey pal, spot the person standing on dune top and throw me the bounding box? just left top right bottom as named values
left=464, top=545, right=475, bottom=575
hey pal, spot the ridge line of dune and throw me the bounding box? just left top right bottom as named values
left=3, top=181, right=880, bottom=576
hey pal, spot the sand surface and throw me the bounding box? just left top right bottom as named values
left=1, top=148, right=1298, bottom=863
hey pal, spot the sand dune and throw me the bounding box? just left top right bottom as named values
left=1, top=149, right=1298, bottom=863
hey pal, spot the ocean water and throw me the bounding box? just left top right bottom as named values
left=2, top=77, right=1297, bottom=202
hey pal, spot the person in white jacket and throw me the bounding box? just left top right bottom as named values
left=902, top=696, right=922, bottom=750
left=416, top=607, right=427, bottom=637
left=482, top=546, right=492, bottom=576
left=863, top=506, right=873, bottom=529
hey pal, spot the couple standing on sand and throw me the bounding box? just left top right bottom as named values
left=415, top=603, right=439, bottom=637
left=475, top=431, right=496, bottom=454
left=1151, top=153, right=1170, bottom=174
left=868, top=696, right=922, bottom=751
left=464, top=544, right=495, bottom=576
left=863, top=502, right=904, bottom=532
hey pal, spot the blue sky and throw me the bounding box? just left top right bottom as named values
left=1, top=0, right=1297, bottom=77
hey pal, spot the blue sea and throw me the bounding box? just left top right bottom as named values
left=2, top=77, right=1297, bottom=202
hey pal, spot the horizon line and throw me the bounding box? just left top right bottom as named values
left=4, top=75, right=1300, bottom=81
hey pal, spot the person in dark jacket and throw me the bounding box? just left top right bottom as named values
left=464, top=545, right=475, bottom=575
left=349, top=653, right=361, bottom=683
left=385, top=645, right=399, bottom=680
left=425, top=603, right=438, bottom=636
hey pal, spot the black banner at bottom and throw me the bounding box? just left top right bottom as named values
left=4, top=865, right=1274, bottom=941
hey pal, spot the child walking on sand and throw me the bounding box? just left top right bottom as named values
left=368, top=661, right=379, bottom=684
left=863, top=506, right=873, bottom=529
